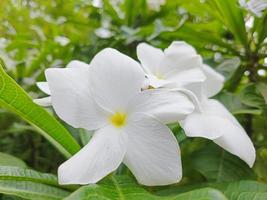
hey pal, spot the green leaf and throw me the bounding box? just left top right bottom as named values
left=0, top=153, right=27, bottom=168
left=163, top=24, right=239, bottom=55
left=216, top=92, right=262, bottom=115
left=64, top=175, right=226, bottom=200
left=0, top=166, right=58, bottom=187
left=240, top=84, right=267, bottom=109
left=0, top=60, right=80, bottom=158
left=157, top=181, right=267, bottom=200
left=206, top=0, right=248, bottom=46
left=222, top=181, right=267, bottom=200
left=216, top=57, right=240, bottom=80
left=0, top=166, right=71, bottom=200
left=191, top=144, right=255, bottom=182
left=0, top=180, right=69, bottom=200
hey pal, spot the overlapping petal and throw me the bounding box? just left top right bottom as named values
left=89, top=48, right=145, bottom=112
left=36, top=82, right=51, bottom=95
left=137, top=42, right=206, bottom=89
left=34, top=82, right=52, bottom=107
left=202, top=64, right=224, bottom=98
left=181, top=99, right=255, bottom=167
left=137, top=43, right=165, bottom=75
left=128, top=89, right=194, bottom=123
left=58, top=125, right=127, bottom=184
left=123, top=113, right=182, bottom=186
left=33, top=97, right=52, bottom=107
left=45, top=66, right=108, bottom=130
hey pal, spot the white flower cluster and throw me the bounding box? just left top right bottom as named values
left=35, top=41, right=255, bottom=186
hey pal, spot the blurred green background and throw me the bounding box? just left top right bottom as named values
left=0, top=0, right=267, bottom=199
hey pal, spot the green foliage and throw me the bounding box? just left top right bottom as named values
left=191, top=144, right=255, bottom=182
left=0, top=60, right=80, bottom=158
left=64, top=175, right=226, bottom=200
left=0, top=166, right=71, bottom=200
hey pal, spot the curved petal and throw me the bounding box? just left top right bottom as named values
left=66, top=60, right=90, bottom=68
left=160, top=41, right=202, bottom=76
left=89, top=48, right=145, bottom=112
left=128, top=89, right=194, bottom=123
left=165, top=67, right=206, bottom=87
left=136, top=43, right=164, bottom=75
left=33, top=97, right=52, bottom=107
left=36, top=82, right=50, bottom=95
left=123, top=113, right=182, bottom=186
left=58, top=125, right=127, bottom=184
left=214, top=128, right=255, bottom=167
left=181, top=99, right=256, bottom=167
left=45, top=67, right=108, bottom=130
left=146, top=74, right=172, bottom=89
left=204, top=99, right=255, bottom=167
left=164, top=41, right=197, bottom=57
left=181, top=113, right=236, bottom=140
left=202, top=64, right=224, bottom=98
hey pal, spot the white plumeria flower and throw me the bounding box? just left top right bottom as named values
left=240, top=0, right=267, bottom=17
left=38, top=48, right=195, bottom=186
left=137, top=42, right=256, bottom=167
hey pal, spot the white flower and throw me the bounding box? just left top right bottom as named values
left=240, top=0, right=267, bottom=17
left=39, top=48, right=195, bottom=186
left=137, top=42, right=256, bottom=167
left=147, top=0, right=166, bottom=11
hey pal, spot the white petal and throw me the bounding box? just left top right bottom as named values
left=36, top=82, right=50, bottom=95
left=45, top=67, right=108, bottom=130
left=181, top=112, right=235, bottom=139
left=146, top=74, right=172, bottom=88
left=182, top=99, right=256, bottom=167
left=164, top=41, right=197, bottom=56
left=66, top=60, right=90, bottom=69
left=202, top=64, right=225, bottom=98
left=33, top=97, right=52, bottom=107
left=58, top=125, right=127, bottom=184
left=89, top=48, right=145, bottom=112
left=123, top=113, right=182, bottom=186
left=128, top=89, right=194, bottom=123
left=214, top=129, right=255, bottom=167
left=165, top=66, right=206, bottom=87
left=160, top=41, right=202, bottom=76
left=136, top=43, right=164, bottom=75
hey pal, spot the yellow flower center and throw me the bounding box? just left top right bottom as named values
left=109, top=112, right=127, bottom=128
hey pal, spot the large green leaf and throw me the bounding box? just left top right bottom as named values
left=0, top=166, right=71, bottom=200
left=64, top=175, right=226, bottom=200
left=0, top=166, right=59, bottom=187
left=0, top=153, right=27, bottom=168
left=0, top=180, right=69, bottom=200
left=0, top=60, right=80, bottom=158
left=191, top=144, right=255, bottom=182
